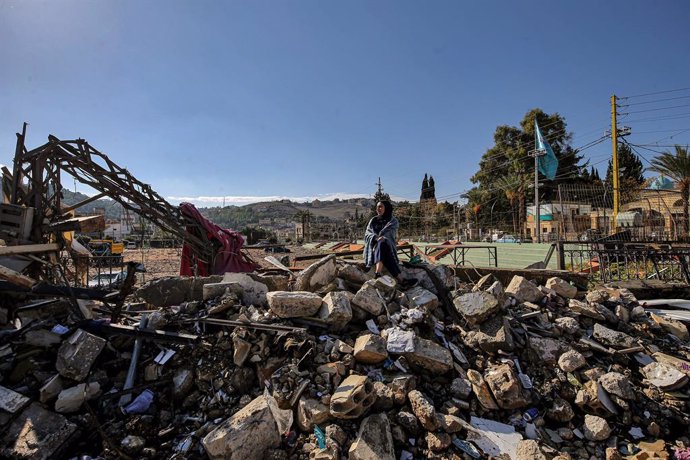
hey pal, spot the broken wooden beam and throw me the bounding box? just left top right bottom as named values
left=0, top=243, right=61, bottom=256
left=46, top=215, right=105, bottom=233
left=0, top=264, right=36, bottom=288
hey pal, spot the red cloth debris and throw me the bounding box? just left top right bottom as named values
left=179, top=202, right=257, bottom=276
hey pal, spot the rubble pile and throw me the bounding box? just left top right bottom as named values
left=2, top=254, right=690, bottom=459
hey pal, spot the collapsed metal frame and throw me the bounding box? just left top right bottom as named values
left=556, top=240, right=690, bottom=284
left=9, top=124, right=215, bottom=276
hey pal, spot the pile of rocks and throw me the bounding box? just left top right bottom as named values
left=1, top=253, right=690, bottom=459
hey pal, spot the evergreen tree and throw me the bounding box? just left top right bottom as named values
left=605, top=143, right=644, bottom=186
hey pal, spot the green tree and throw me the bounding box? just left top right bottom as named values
left=496, top=172, right=530, bottom=236
left=471, top=108, right=586, bottom=231
left=605, top=143, right=645, bottom=185
left=648, top=145, right=690, bottom=238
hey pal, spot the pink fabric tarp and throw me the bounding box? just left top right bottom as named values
left=179, top=202, right=257, bottom=276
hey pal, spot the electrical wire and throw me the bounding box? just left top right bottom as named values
left=620, top=86, right=690, bottom=100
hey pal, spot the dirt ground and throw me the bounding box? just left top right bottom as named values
left=123, top=244, right=338, bottom=283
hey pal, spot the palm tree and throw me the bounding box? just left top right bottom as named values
left=649, top=145, right=690, bottom=238
left=497, top=173, right=531, bottom=236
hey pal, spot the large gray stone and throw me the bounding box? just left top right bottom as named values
left=528, top=336, right=567, bottom=364
left=348, top=413, right=395, bottom=460
left=352, top=280, right=386, bottom=315
left=222, top=273, right=268, bottom=307
left=202, top=395, right=284, bottom=460
left=592, top=323, right=636, bottom=349
left=404, top=337, right=453, bottom=374
left=453, top=291, right=500, bottom=325
left=337, top=263, right=369, bottom=284
left=406, top=286, right=439, bottom=310
left=408, top=390, right=438, bottom=431
left=1, top=402, right=78, bottom=460
left=569, top=299, right=606, bottom=320
left=203, top=281, right=244, bottom=300
left=294, top=254, right=337, bottom=292
left=505, top=276, right=543, bottom=303
left=545, top=277, right=577, bottom=299
left=598, top=372, right=634, bottom=400
left=318, top=291, right=352, bottom=330
left=583, top=414, right=612, bottom=441
left=56, top=329, right=106, bottom=382
left=136, top=275, right=222, bottom=307
left=55, top=382, right=101, bottom=413
left=266, top=291, right=323, bottom=318
left=558, top=350, right=586, bottom=372
left=354, top=334, right=388, bottom=364
left=484, top=364, right=530, bottom=410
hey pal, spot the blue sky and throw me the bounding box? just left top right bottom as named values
left=2, top=0, right=690, bottom=206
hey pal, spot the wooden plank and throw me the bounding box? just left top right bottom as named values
left=47, top=214, right=105, bottom=233
left=0, top=264, right=36, bottom=288
left=0, top=243, right=60, bottom=256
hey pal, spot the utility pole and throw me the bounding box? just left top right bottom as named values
left=611, top=95, right=620, bottom=233
left=529, top=148, right=546, bottom=243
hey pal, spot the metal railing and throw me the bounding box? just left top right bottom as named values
left=555, top=241, right=690, bottom=283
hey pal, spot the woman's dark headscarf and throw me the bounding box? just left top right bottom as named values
left=377, top=200, right=393, bottom=222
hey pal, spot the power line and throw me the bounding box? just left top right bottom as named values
left=619, top=94, right=690, bottom=107
left=624, top=103, right=690, bottom=115
left=621, top=86, right=690, bottom=100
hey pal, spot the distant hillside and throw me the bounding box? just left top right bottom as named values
left=61, top=189, right=123, bottom=219
left=61, top=189, right=376, bottom=229
left=202, top=198, right=374, bottom=229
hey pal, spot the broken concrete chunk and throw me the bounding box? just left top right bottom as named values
left=348, top=413, right=395, bottom=460
left=297, top=397, right=330, bottom=432
left=516, top=439, right=551, bottom=460
left=467, top=369, right=499, bottom=410
left=55, top=382, right=101, bottom=413
left=598, top=372, right=634, bottom=399
left=426, top=431, right=452, bottom=451
left=0, top=385, right=30, bottom=413
left=232, top=336, right=252, bottom=367
left=650, top=312, right=690, bottom=340
left=337, top=263, right=369, bottom=284
left=546, top=277, right=577, bottom=299
left=406, top=286, right=439, bottom=310
left=558, top=350, right=587, bottom=373
left=505, top=275, right=543, bottom=303
left=202, top=281, right=243, bottom=301
left=528, top=336, right=566, bottom=364
left=555, top=316, right=581, bottom=335
left=318, top=291, right=352, bottom=330
left=1, top=402, right=78, bottom=460
left=373, top=274, right=397, bottom=293
left=294, top=254, right=337, bottom=292
left=352, top=280, right=386, bottom=315
left=592, top=323, right=636, bottom=349
left=56, top=329, right=106, bottom=382
left=465, top=315, right=514, bottom=353
left=39, top=374, right=64, bottom=404
left=266, top=291, right=323, bottom=318
left=453, top=291, right=500, bottom=325
left=202, top=395, right=283, bottom=460
left=222, top=273, right=268, bottom=307
left=568, top=299, right=606, bottom=320
left=407, top=389, right=439, bottom=431
left=642, top=362, right=689, bottom=391
left=404, top=337, right=453, bottom=374
left=583, top=414, right=612, bottom=441
left=484, top=364, right=530, bottom=409
left=586, top=289, right=610, bottom=304
left=353, top=333, right=388, bottom=364
left=330, top=374, right=376, bottom=419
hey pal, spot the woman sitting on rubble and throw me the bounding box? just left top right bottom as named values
left=364, top=200, right=416, bottom=288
